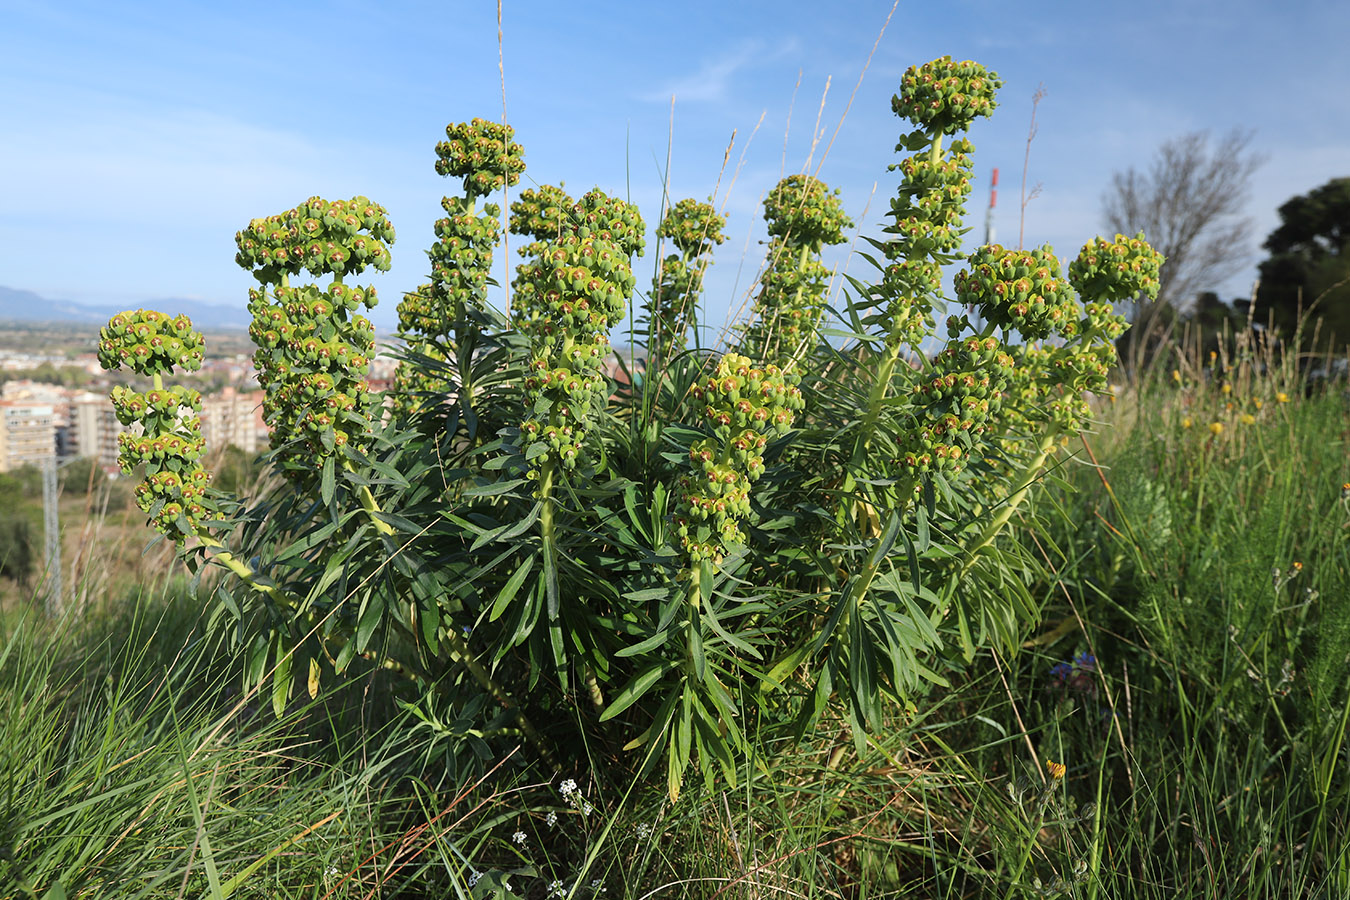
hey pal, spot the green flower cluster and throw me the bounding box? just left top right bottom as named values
left=762, top=175, right=851, bottom=251
left=393, top=121, right=525, bottom=414
left=955, top=245, right=1076, bottom=340
left=646, top=198, right=727, bottom=365
left=674, top=353, right=803, bottom=564
left=100, top=311, right=216, bottom=540
left=887, top=138, right=975, bottom=259
left=435, top=117, right=526, bottom=200
left=398, top=120, right=524, bottom=339
left=891, top=56, right=1002, bottom=136
left=248, top=283, right=377, bottom=461
left=876, top=58, right=992, bottom=350
left=234, top=196, right=394, bottom=284
left=510, top=183, right=576, bottom=251
left=900, top=336, right=1015, bottom=475
left=743, top=175, right=851, bottom=365
left=514, top=189, right=645, bottom=471
left=97, top=309, right=205, bottom=376
left=240, top=197, right=391, bottom=472
left=1067, top=232, right=1165, bottom=305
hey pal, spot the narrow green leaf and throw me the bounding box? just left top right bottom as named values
left=271, top=635, right=292, bottom=719
left=614, top=628, right=670, bottom=658
left=356, top=591, right=384, bottom=651
left=489, top=555, right=536, bottom=622
left=320, top=455, right=335, bottom=507
left=601, top=660, right=679, bottom=722
left=462, top=477, right=527, bottom=498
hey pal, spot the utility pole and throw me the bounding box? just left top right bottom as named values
left=984, top=167, right=999, bottom=247
left=42, top=456, right=62, bottom=617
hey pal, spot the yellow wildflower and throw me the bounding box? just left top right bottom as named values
left=1240, top=413, right=1256, bottom=425
left=1172, top=369, right=1181, bottom=383
left=1253, top=398, right=1263, bottom=410
left=1209, top=422, right=1224, bottom=436
left=1181, top=417, right=1193, bottom=429
left=1222, top=383, right=1232, bottom=395
left=1276, top=392, right=1289, bottom=403
left=1046, top=759, right=1067, bottom=780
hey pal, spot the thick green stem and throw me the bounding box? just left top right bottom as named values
left=539, top=458, right=556, bottom=557
left=853, top=130, right=944, bottom=462
left=442, top=627, right=559, bottom=770
left=687, top=564, right=702, bottom=610
left=354, top=478, right=395, bottom=536
left=855, top=343, right=904, bottom=459
left=956, top=428, right=1059, bottom=583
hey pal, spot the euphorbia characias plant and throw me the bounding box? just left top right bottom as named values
left=740, top=174, right=852, bottom=366
left=101, top=56, right=1165, bottom=804
left=394, top=119, right=526, bottom=414
left=645, top=197, right=727, bottom=367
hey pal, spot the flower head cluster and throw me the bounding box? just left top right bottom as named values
left=892, top=56, right=1002, bottom=136
left=393, top=121, right=524, bottom=414
left=240, top=197, right=390, bottom=473
left=248, top=283, right=377, bottom=464
left=955, top=245, right=1076, bottom=340
left=100, top=313, right=217, bottom=540
left=510, top=183, right=576, bottom=252
left=877, top=58, right=994, bottom=349
left=743, top=176, right=851, bottom=365
left=98, top=309, right=205, bottom=376
left=514, top=189, right=645, bottom=471
left=762, top=175, right=851, bottom=252
left=646, top=198, right=727, bottom=365
left=673, top=353, right=803, bottom=564
left=886, top=137, right=975, bottom=262
left=901, top=336, right=1015, bottom=475
left=234, top=196, right=393, bottom=285
left=1067, top=232, right=1164, bottom=305
left=435, top=117, right=526, bottom=200
left=657, top=197, right=727, bottom=257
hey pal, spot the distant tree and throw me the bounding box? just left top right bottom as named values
left=1254, top=177, right=1350, bottom=348
left=0, top=518, right=34, bottom=582
left=58, top=456, right=105, bottom=494
left=1103, top=129, right=1266, bottom=319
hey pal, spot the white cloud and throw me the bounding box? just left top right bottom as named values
left=639, top=38, right=801, bottom=104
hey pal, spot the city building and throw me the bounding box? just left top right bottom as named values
left=0, top=399, right=56, bottom=472
left=71, top=391, right=126, bottom=472
left=199, top=387, right=267, bottom=454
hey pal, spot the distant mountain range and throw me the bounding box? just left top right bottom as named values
left=0, top=285, right=251, bottom=330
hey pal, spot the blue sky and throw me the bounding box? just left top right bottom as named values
left=3, top=0, right=1348, bottom=340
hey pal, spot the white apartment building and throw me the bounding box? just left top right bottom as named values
left=0, top=400, right=56, bottom=472
left=71, top=391, right=126, bottom=471
left=199, top=387, right=267, bottom=454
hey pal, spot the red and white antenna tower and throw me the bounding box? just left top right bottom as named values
left=984, top=167, right=999, bottom=247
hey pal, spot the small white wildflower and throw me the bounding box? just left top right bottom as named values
left=547, top=880, right=566, bottom=898
left=467, top=870, right=482, bottom=887
left=513, top=830, right=527, bottom=845
left=635, top=823, right=652, bottom=839
left=559, top=778, right=578, bottom=796
left=546, top=811, right=558, bottom=827
left=581, top=801, right=593, bottom=816
left=502, top=881, right=511, bottom=893
left=591, top=877, right=606, bottom=892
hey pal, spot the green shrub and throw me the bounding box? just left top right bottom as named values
left=98, top=56, right=1166, bottom=814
